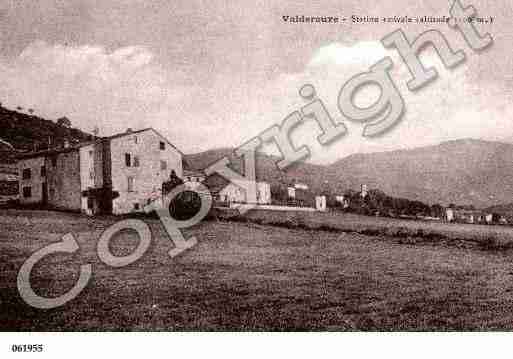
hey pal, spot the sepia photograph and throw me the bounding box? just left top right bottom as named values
left=0, top=0, right=512, bottom=356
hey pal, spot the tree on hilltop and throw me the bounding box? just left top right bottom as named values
left=56, top=116, right=72, bottom=128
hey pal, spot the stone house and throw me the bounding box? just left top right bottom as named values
left=218, top=181, right=271, bottom=205
left=17, top=128, right=184, bottom=215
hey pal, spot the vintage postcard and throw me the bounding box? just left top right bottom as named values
left=0, top=0, right=511, bottom=356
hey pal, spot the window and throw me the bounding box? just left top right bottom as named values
left=127, top=177, right=135, bottom=192
left=133, top=156, right=140, bottom=167
left=89, top=170, right=94, bottom=180
left=160, top=160, right=167, bottom=170
left=23, top=186, right=32, bottom=198
left=134, top=136, right=138, bottom=144
left=89, top=150, right=93, bottom=157
left=51, top=156, right=57, bottom=167
left=133, top=203, right=140, bottom=210
left=125, top=153, right=131, bottom=167
left=159, top=141, right=165, bottom=150
left=22, top=168, right=31, bottom=180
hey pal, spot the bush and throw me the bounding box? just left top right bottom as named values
left=168, top=191, right=202, bottom=221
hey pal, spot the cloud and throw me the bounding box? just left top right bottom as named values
left=0, top=41, right=184, bottom=135
left=308, top=41, right=389, bottom=68
left=240, top=40, right=513, bottom=164
left=0, top=38, right=510, bottom=165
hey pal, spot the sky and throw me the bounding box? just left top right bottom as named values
left=0, top=0, right=511, bottom=163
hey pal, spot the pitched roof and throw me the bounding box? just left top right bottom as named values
left=16, top=127, right=188, bottom=164
left=16, top=145, right=82, bottom=159
left=103, top=128, right=151, bottom=140
left=105, top=128, right=185, bottom=157
left=183, top=169, right=205, bottom=177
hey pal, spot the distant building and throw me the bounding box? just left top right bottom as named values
left=445, top=208, right=504, bottom=225
left=257, top=182, right=272, bottom=204
left=287, top=186, right=296, bottom=199
left=218, top=181, right=271, bottom=205
left=445, top=208, right=455, bottom=222
left=294, top=183, right=309, bottom=190
left=183, top=170, right=205, bottom=183
left=457, top=210, right=489, bottom=224
left=183, top=169, right=206, bottom=191
left=0, top=164, right=18, bottom=205
left=219, top=183, right=245, bottom=204
left=335, top=195, right=349, bottom=208
left=0, top=139, right=19, bottom=205
left=18, top=154, right=53, bottom=207
left=286, top=182, right=314, bottom=207
left=361, top=184, right=368, bottom=198
left=17, top=128, right=184, bottom=215
left=315, top=195, right=327, bottom=212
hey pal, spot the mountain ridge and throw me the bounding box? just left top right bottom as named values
left=1, top=104, right=510, bottom=209
left=0, top=105, right=94, bottom=154
left=185, top=138, right=513, bottom=208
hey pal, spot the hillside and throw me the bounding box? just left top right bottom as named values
left=325, top=139, right=513, bottom=208
left=186, top=139, right=513, bottom=208
left=484, top=203, right=513, bottom=222
left=0, top=105, right=94, bottom=160
left=185, top=148, right=327, bottom=191
left=3, top=104, right=511, bottom=209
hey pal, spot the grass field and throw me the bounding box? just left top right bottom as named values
left=2, top=209, right=513, bottom=330
left=236, top=209, right=513, bottom=249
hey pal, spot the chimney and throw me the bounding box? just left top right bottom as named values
left=126, top=128, right=133, bottom=134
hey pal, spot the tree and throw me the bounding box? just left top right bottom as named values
left=56, top=116, right=72, bottom=128
left=162, top=170, right=184, bottom=196
left=270, top=183, right=288, bottom=203
left=430, top=203, right=444, bottom=218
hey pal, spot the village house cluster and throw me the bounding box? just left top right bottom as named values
left=0, top=126, right=347, bottom=214
left=6, top=127, right=274, bottom=215
left=0, top=126, right=508, bottom=226
left=15, top=128, right=183, bottom=215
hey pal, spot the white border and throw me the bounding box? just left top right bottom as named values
left=1, top=333, right=510, bottom=359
